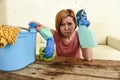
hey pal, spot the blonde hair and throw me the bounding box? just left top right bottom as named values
left=55, top=9, right=77, bottom=34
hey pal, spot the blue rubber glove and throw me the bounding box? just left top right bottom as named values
left=44, top=37, right=55, bottom=58
left=76, top=9, right=90, bottom=27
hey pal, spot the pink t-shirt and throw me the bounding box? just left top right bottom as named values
left=53, top=30, right=81, bottom=58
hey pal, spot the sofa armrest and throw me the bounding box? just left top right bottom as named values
left=107, top=34, right=120, bottom=51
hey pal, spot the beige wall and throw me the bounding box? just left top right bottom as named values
left=0, top=0, right=120, bottom=36
left=0, top=0, right=120, bottom=26
left=0, top=0, right=7, bottom=24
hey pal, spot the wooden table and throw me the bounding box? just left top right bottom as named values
left=0, top=56, right=120, bottom=80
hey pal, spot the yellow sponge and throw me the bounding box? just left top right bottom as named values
left=39, top=47, right=56, bottom=61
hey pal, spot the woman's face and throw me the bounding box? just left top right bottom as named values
left=60, top=16, right=76, bottom=38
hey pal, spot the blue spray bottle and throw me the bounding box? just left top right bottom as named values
left=76, top=9, right=97, bottom=48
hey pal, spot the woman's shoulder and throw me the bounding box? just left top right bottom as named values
left=74, top=30, right=78, bottom=36
left=51, top=30, right=61, bottom=41
left=51, top=30, right=59, bottom=36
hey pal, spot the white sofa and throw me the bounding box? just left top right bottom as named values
left=36, top=23, right=120, bottom=61
left=91, top=23, right=120, bottom=60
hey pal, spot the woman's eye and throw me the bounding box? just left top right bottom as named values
left=60, top=23, right=65, bottom=26
left=67, top=22, right=72, bottom=26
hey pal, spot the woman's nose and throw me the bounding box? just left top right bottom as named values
left=64, top=25, right=69, bottom=30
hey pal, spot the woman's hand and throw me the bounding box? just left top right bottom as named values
left=29, top=21, right=46, bottom=31
left=76, top=9, right=90, bottom=27
left=36, top=23, right=45, bottom=31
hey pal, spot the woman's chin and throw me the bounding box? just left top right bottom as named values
left=63, top=34, right=71, bottom=38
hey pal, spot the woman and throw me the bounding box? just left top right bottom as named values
left=30, top=9, right=93, bottom=61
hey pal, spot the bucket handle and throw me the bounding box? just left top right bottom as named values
left=19, top=26, right=36, bottom=33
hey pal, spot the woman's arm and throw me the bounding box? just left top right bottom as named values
left=34, top=23, right=46, bottom=31
left=29, top=22, right=52, bottom=40
left=29, top=22, right=55, bottom=59
left=81, top=48, right=93, bottom=61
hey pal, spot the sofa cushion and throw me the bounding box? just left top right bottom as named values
left=107, top=34, right=120, bottom=51
left=93, top=45, right=120, bottom=60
